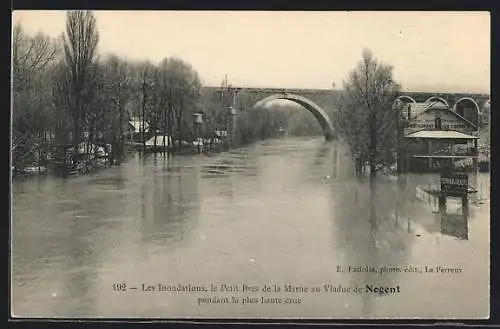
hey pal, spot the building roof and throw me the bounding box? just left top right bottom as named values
left=145, top=135, right=173, bottom=146
left=406, top=130, right=479, bottom=139
left=128, top=119, right=149, bottom=133
left=408, top=102, right=478, bottom=129
left=408, top=102, right=448, bottom=118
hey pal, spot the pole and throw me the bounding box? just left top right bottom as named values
left=193, top=113, right=203, bottom=154
left=197, top=123, right=201, bottom=153
left=232, top=90, right=238, bottom=148
left=216, top=76, right=239, bottom=150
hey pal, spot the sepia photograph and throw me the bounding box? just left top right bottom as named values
left=10, top=10, right=490, bottom=319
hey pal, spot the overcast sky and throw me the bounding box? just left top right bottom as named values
left=12, top=11, right=490, bottom=93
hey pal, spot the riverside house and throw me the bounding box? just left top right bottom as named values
left=126, top=116, right=150, bottom=144
left=403, top=101, right=479, bottom=172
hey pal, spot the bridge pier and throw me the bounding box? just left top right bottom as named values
left=325, top=131, right=337, bottom=141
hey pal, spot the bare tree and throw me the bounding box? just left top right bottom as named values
left=130, top=62, right=161, bottom=151
left=12, top=23, right=57, bottom=93
left=93, top=55, right=133, bottom=164
left=138, top=62, right=154, bottom=150
left=62, top=10, right=99, bottom=152
left=157, top=57, right=201, bottom=152
left=12, top=23, right=58, bottom=171
left=335, top=49, right=401, bottom=179
left=149, top=66, right=161, bottom=150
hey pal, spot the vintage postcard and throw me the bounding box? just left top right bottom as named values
left=10, top=10, right=490, bottom=319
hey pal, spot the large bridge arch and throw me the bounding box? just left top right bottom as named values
left=253, top=93, right=336, bottom=141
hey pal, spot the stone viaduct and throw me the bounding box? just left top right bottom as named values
left=201, top=86, right=490, bottom=141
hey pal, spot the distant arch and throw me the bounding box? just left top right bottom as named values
left=453, top=97, right=480, bottom=128
left=453, top=97, right=480, bottom=115
left=397, top=95, right=417, bottom=104
left=393, top=96, right=415, bottom=120
left=425, top=96, right=449, bottom=107
left=482, top=99, right=491, bottom=125
left=253, top=93, right=336, bottom=141
left=482, top=99, right=490, bottom=112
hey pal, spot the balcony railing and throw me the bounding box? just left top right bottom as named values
left=407, top=144, right=479, bottom=156
left=409, top=145, right=478, bottom=157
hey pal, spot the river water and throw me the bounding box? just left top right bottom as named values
left=11, top=137, right=490, bottom=319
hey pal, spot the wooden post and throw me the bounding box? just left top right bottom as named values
left=197, top=123, right=201, bottom=153
left=462, top=195, right=469, bottom=218
left=334, top=144, right=339, bottom=179
left=473, top=138, right=478, bottom=172
left=232, top=109, right=237, bottom=148
left=38, top=140, right=41, bottom=173
left=428, top=140, right=432, bottom=169
left=438, top=191, right=447, bottom=216
left=62, top=147, right=68, bottom=178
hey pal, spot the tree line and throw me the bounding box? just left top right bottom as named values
left=12, top=10, right=333, bottom=175
left=11, top=11, right=417, bottom=181
left=12, top=11, right=205, bottom=174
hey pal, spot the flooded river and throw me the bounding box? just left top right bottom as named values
left=11, top=137, right=490, bottom=319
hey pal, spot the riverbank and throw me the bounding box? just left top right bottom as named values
left=11, top=136, right=490, bottom=318
left=11, top=138, right=234, bottom=180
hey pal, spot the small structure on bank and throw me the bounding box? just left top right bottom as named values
left=403, top=101, right=479, bottom=172
left=145, top=135, right=174, bottom=152
left=125, top=116, right=150, bottom=144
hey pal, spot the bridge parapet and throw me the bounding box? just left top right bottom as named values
left=242, top=87, right=334, bottom=95
left=204, top=86, right=488, bottom=104
left=200, top=86, right=489, bottom=139
left=404, top=92, right=490, bottom=109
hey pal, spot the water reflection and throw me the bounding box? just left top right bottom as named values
left=11, top=137, right=489, bottom=318
left=331, top=176, right=415, bottom=316
left=12, top=166, right=132, bottom=317
left=329, top=144, right=419, bottom=316
left=144, top=154, right=200, bottom=250
left=314, top=143, right=331, bottom=166
left=441, top=213, right=468, bottom=240
left=329, top=140, right=484, bottom=317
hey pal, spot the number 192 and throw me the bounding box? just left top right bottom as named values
left=113, top=283, right=127, bottom=291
